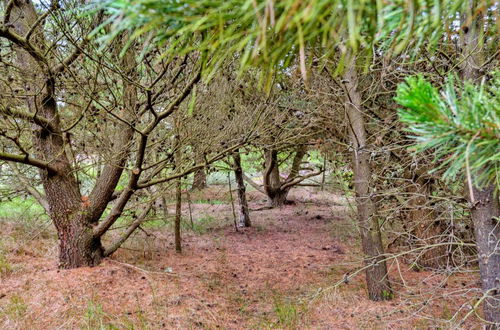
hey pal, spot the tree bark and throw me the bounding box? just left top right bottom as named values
left=262, top=147, right=307, bottom=207
left=174, top=178, right=182, bottom=253
left=461, top=5, right=500, bottom=326
left=469, top=185, right=500, bottom=326
left=7, top=0, right=105, bottom=268
left=263, top=149, right=284, bottom=205
left=174, top=118, right=182, bottom=253
left=233, top=150, right=251, bottom=227
left=268, top=190, right=290, bottom=208
left=344, top=54, right=391, bottom=301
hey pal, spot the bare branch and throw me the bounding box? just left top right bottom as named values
left=0, top=28, right=48, bottom=67
left=1, top=106, right=57, bottom=132
left=242, top=173, right=266, bottom=195
left=281, top=168, right=324, bottom=190
left=103, top=201, right=154, bottom=257
left=0, top=151, right=58, bottom=174
left=51, top=37, right=89, bottom=74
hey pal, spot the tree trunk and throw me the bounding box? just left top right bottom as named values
left=233, top=150, right=251, bottom=227
left=469, top=185, right=500, bottom=326
left=461, top=6, right=500, bottom=326
left=344, top=54, right=391, bottom=301
left=8, top=0, right=105, bottom=268
left=175, top=178, right=182, bottom=253
left=263, top=149, right=290, bottom=207
left=58, top=219, right=104, bottom=268
left=174, top=118, right=182, bottom=253
left=263, top=149, right=288, bottom=207
left=161, top=196, right=169, bottom=220
left=268, top=190, right=290, bottom=208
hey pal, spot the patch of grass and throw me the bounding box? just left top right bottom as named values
left=440, top=303, right=452, bottom=320
left=0, top=254, right=12, bottom=277
left=1, top=295, right=28, bottom=320
left=272, top=297, right=303, bottom=328
left=201, top=272, right=224, bottom=292
left=413, top=318, right=430, bottom=328
left=83, top=299, right=117, bottom=330
left=193, top=199, right=225, bottom=205
left=183, top=215, right=221, bottom=235
left=228, top=292, right=251, bottom=315
left=254, top=293, right=306, bottom=329
left=141, top=217, right=169, bottom=229
left=254, top=224, right=266, bottom=232
left=206, top=171, right=235, bottom=185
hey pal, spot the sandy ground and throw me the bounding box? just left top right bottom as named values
left=0, top=188, right=485, bottom=329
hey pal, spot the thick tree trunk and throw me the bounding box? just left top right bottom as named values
left=263, top=149, right=289, bottom=207
left=262, top=146, right=308, bottom=207
left=344, top=55, right=391, bottom=301
left=469, top=185, right=500, bottom=326
left=268, top=190, right=290, bottom=208
left=460, top=6, right=499, bottom=326
left=233, top=150, right=251, bottom=227
left=406, top=172, right=447, bottom=269
left=58, top=218, right=104, bottom=268
left=8, top=0, right=104, bottom=268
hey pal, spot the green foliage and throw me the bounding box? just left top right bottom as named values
left=0, top=196, right=48, bottom=221
left=326, top=154, right=353, bottom=192
left=95, top=0, right=480, bottom=85
left=206, top=171, right=235, bottom=185
left=396, top=73, right=500, bottom=187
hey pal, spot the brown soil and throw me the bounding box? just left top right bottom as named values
left=0, top=188, right=484, bottom=329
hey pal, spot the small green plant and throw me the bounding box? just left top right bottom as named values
left=2, top=295, right=28, bottom=319
left=382, top=290, right=394, bottom=300
left=440, top=303, right=452, bottom=320
left=272, top=296, right=305, bottom=328
left=83, top=299, right=116, bottom=330
left=0, top=254, right=12, bottom=277
left=254, top=224, right=266, bottom=232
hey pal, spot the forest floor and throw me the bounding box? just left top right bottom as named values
left=0, top=187, right=484, bottom=329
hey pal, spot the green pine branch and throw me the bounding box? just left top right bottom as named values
left=395, top=72, right=500, bottom=188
